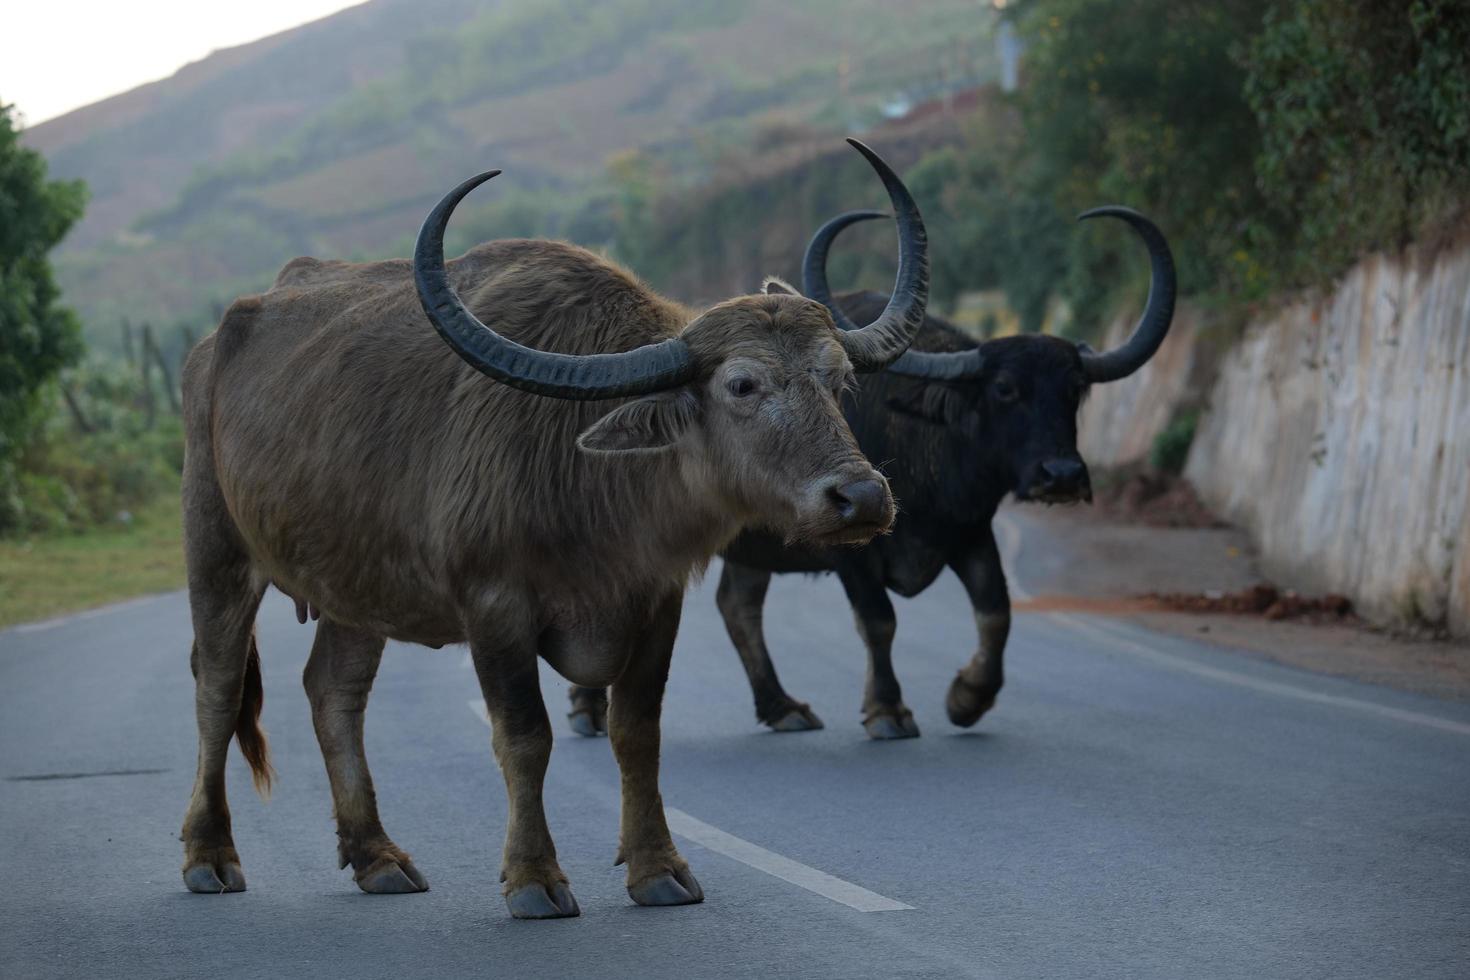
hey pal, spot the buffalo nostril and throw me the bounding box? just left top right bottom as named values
left=827, top=485, right=855, bottom=520
left=829, top=478, right=888, bottom=525
left=1040, top=458, right=1085, bottom=487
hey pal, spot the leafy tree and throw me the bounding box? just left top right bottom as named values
left=1004, top=0, right=1470, bottom=317
left=907, top=139, right=1069, bottom=333
left=1243, top=0, right=1470, bottom=285
left=1011, top=0, right=1276, bottom=324
left=0, top=102, right=87, bottom=528
left=843, top=1, right=1278, bottom=336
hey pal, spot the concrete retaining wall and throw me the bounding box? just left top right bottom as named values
left=1076, top=244, right=1470, bottom=634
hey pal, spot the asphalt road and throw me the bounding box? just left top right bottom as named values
left=2, top=514, right=1468, bottom=979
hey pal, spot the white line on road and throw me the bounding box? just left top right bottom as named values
left=662, top=807, right=914, bottom=912
left=466, top=700, right=913, bottom=912
left=1056, top=614, right=1470, bottom=737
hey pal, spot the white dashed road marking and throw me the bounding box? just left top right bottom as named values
left=466, top=700, right=914, bottom=912
left=660, top=807, right=914, bottom=912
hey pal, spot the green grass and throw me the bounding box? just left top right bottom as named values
left=0, top=493, right=184, bottom=628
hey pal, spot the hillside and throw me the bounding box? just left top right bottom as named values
left=22, top=0, right=995, bottom=348
left=612, top=87, right=1009, bottom=308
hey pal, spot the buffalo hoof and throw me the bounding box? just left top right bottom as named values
left=766, top=701, right=824, bottom=732
left=183, top=861, right=247, bottom=894
left=946, top=676, right=999, bottom=728
left=567, top=688, right=609, bottom=738
left=863, top=707, right=920, bottom=740
left=356, top=856, right=429, bottom=894
left=506, top=881, right=580, bottom=919
left=568, top=709, right=607, bottom=738
left=629, top=867, right=704, bottom=907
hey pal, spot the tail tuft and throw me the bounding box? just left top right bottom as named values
left=235, top=637, right=275, bottom=798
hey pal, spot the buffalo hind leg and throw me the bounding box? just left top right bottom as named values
left=612, top=590, right=703, bottom=906
left=180, top=522, right=267, bottom=893
left=837, top=566, right=918, bottom=739
left=566, top=684, right=608, bottom=737
left=946, top=531, right=1009, bottom=726
left=470, top=633, right=578, bottom=919
left=303, top=621, right=427, bottom=894
left=716, top=561, right=822, bottom=731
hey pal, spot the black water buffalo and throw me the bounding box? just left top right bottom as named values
left=567, top=205, right=1173, bottom=739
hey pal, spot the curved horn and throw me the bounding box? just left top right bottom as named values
left=802, top=208, right=888, bottom=322
left=803, top=209, right=984, bottom=382
left=1075, top=206, right=1176, bottom=383
left=830, top=139, right=931, bottom=373
left=413, top=170, right=696, bottom=400
left=885, top=345, right=986, bottom=381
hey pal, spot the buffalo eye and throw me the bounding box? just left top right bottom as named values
left=727, top=376, right=757, bottom=398
left=992, top=376, right=1019, bottom=403
left=813, top=366, right=852, bottom=396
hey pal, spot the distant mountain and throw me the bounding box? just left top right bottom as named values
left=23, top=0, right=993, bottom=346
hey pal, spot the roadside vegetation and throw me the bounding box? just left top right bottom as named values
left=2, top=102, right=187, bottom=622
left=611, top=0, right=1470, bottom=338
left=0, top=495, right=183, bottom=627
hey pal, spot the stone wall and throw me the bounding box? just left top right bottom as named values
left=1075, top=307, right=1210, bottom=469
left=1076, top=243, right=1470, bottom=635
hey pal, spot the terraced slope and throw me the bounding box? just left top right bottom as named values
left=23, top=0, right=992, bottom=340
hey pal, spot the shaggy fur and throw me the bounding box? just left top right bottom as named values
left=177, top=238, right=895, bottom=913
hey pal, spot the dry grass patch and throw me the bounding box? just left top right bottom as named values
left=0, top=495, right=184, bottom=628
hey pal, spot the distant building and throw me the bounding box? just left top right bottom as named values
left=881, top=96, right=915, bottom=120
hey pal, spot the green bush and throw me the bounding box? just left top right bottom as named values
left=1150, top=410, right=1198, bottom=475
left=1, top=359, right=184, bottom=537
left=1242, top=0, right=1470, bottom=287
left=1014, top=0, right=1277, bottom=314
left=0, top=102, right=87, bottom=503
left=880, top=0, right=1470, bottom=343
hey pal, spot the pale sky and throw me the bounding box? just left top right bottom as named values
left=1, top=0, right=365, bottom=125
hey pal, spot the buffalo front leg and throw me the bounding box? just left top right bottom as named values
left=611, top=590, right=703, bottom=906
left=946, top=530, right=1010, bottom=727
left=837, top=566, right=917, bottom=739
left=470, top=635, right=578, bottom=919
left=715, top=561, right=822, bottom=731
left=302, top=621, right=427, bottom=894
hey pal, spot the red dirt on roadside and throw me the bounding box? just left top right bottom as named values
left=1014, top=595, right=1158, bottom=615
left=1144, top=584, right=1358, bottom=625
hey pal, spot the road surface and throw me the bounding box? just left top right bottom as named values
left=2, top=514, right=1467, bottom=979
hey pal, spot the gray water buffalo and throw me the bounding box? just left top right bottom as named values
left=567, top=205, right=1174, bottom=739
left=177, top=139, right=929, bottom=918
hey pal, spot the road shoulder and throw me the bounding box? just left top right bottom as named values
left=1000, top=504, right=1470, bottom=703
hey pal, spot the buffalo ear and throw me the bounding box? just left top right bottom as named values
left=762, top=276, right=799, bottom=296
left=886, top=382, right=966, bottom=426
left=577, top=390, right=701, bottom=454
